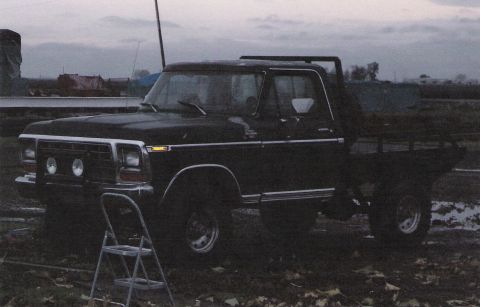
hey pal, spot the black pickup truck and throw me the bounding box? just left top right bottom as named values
left=16, top=56, right=465, bottom=259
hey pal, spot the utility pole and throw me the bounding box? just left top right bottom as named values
left=154, top=0, right=166, bottom=69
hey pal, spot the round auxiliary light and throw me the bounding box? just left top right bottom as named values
left=72, top=158, right=84, bottom=177
left=46, top=157, right=57, bottom=175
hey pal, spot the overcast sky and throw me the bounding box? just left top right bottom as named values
left=2, top=0, right=480, bottom=80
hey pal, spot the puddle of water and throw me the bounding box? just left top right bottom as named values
left=432, top=201, right=480, bottom=231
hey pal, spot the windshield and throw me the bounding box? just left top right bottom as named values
left=144, top=71, right=264, bottom=115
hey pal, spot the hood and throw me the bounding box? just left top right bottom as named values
left=23, top=111, right=249, bottom=145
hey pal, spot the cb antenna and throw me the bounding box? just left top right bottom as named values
left=154, top=0, right=166, bottom=68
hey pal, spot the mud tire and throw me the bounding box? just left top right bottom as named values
left=368, top=181, right=432, bottom=247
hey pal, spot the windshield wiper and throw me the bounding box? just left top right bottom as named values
left=177, top=100, right=207, bottom=116
left=140, top=102, right=159, bottom=112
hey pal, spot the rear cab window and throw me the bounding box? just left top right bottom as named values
left=262, top=69, right=333, bottom=122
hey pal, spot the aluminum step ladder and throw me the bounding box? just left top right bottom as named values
left=89, top=193, right=175, bottom=307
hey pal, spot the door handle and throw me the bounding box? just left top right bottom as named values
left=318, top=128, right=333, bottom=133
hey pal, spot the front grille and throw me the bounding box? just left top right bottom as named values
left=38, top=140, right=116, bottom=183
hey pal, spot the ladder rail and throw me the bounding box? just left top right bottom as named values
left=89, top=231, right=108, bottom=300
left=125, top=236, right=145, bottom=306
left=100, top=193, right=155, bottom=243
left=89, top=193, right=175, bottom=307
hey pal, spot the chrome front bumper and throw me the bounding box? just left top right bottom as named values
left=15, top=175, right=155, bottom=205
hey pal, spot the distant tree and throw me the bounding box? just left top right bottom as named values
left=133, top=69, right=151, bottom=79
left=350, top=65, right=368, bottom=81
left=454, top=74, right=467, bottom=84
left=419, top=74, right=430, bottom=79
left=367, top=62, right=379, bottom=81
left=344, top=70, right=351, bottom=81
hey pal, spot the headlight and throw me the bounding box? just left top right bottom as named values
left=20, top=139, right=36, bottom=174
left=118, top=145, right=142, bottom=168
left=125, top=151, right=140, bottom=167
left=117, top=145, right=147, bottom=182
left=20, top=140, right=36, bottom=161
left=23, top=147, right=36, bottom=160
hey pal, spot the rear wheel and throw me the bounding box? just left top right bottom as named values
left=368, top=181, right=432, bottom=247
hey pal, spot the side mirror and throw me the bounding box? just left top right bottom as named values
left=292, top=98, right=314, bottom=114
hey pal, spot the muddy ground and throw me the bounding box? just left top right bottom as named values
left=1, top=136, right=479, bottom=307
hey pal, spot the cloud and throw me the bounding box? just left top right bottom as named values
left=430, top=0, right=480, bottom=7
left=260, top=31, right=310, bottom=42
left=456, top=17, right=480, bottom=23
left=119, top=38, right=147, bottom=44
left=20, top=14, right=480, bottom=81
left=248, top=14, right=303, bottom=25
left=381, top=24, right=442, bottom=34
left=256, top=24, right=277, bottom=30
left=402, top=24, right=442, bottom=33
left=100, top=16, right=181, bottom=28
left=380, top=26, right=395, bottom=34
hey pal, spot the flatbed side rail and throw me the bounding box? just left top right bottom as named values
left=361, top=130, right=460, bottom=154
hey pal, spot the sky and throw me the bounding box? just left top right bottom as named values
left=2, top=0, right=480, bottom=80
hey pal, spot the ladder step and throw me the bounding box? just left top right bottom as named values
left=102, top=245, right=152, bottom=257
left=90, top=297, right=126, bottom=306
left=114, top=278, right=166, bottom=290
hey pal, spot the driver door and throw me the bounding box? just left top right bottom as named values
left=259, top=69, right=343, bottom=200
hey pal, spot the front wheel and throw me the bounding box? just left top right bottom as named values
left=184, top=205, right=222, bottom=255
left=368, top=181, right=432, bottom=247
left=154, top=189, right=233, bottom=263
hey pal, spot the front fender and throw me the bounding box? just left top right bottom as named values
left=159, top=164, right=242, bottom=208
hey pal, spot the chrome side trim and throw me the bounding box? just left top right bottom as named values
left=160, top=164, right=242, bottom=206
left=270, top=68, right=335, bottom=120
left=262, top=188, right=335, bottom=202
left=169, top=141, right=262, bottom=150
left=262, top=138, right=342, bottom=145
left=242, top=194, right=261, bottom=205
left=241, top=188, right=335, bottom=205
left=148, top=138, right=344, bottom=152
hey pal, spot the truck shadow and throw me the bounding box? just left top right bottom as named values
left=228, top=209, right=478, bottom=267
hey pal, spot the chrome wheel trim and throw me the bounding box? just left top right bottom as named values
left=396, top=195, right=422, bottom=234
left=185, top=210, right=219, bottom=254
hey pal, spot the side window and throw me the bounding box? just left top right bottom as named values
left=263, top=71, right=330, bottom=119
left=230, top=74, right=263, bottom=115
left=232, top=74, right=261, bottom=103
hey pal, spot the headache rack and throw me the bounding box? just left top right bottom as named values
left=240, top=55, right=350, bottom=117
left=240, top=55, right=346, bottom=89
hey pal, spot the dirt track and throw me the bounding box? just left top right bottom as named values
left=1, top=211, right=479, bottom=306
